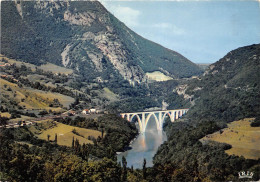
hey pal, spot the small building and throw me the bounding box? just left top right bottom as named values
left=69, top=110, right=76, bottom=116
left=0, top=63, right=11, bottom=67
left=89, top=108, right=96, bottom=114
left=82, top=109, right=89, bottom=115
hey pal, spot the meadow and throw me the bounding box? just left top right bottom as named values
left=30, top=120, right=102, bottom=147
left=0, top=78, right=74, bottom=110
left=39, top=63, right=73, bottom=74
left=201, top=118, right=260, bottom=159
left=146, top=71, right=173, bottom=81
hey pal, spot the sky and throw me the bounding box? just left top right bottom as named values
left=101, top=0, right=260, bottom=63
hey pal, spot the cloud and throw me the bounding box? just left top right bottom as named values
left=100, top=2, right=141, bottom=27
left=101, top=1, right=185, bottom=35
left=113, top=6, right=141, bottom=27
left=151, top=22, right=185, bottom=35
left=152, top=23, right=172, bottom=29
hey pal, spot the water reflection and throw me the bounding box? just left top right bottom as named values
left=117, top=117, right=167, bottom=169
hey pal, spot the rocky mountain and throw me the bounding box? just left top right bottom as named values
left=1, top=1, right=202, bottom=85
left=178, top=44, right=260, bottom=123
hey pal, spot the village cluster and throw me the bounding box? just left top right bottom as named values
left=66, top=108, right=105, bottom=116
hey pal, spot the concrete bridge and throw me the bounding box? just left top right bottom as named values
left=120, top=109, right=189, bottom=133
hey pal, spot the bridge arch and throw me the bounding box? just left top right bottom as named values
left=130, top=114, right=143, bottom=132
left=162, top=111, right=175, bottom=122
left=121, top=114, right=126, bottom=120
left=144, top=113, right=160, bottom=132
left=177, top=110, right=183, bottom=119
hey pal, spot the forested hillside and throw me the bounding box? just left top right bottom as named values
left=185, top=44, right=260, bottom=123
left=152, top=44, right=260, bottom=181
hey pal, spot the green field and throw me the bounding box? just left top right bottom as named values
left=201, top=118, right=260, bottom=159
left=30, top=120, right=102, bottom=147
left=102, top=87, right=119, bottom=102
left=0, top=112, right=11, bottom=118
left=39, top=63, right=74, bottom=74
left=146, top=71, right=173, bottom=81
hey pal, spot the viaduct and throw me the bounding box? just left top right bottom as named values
left=120, top=109, right=188, bottom=133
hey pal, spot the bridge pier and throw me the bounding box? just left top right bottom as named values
left=158, top=112, right=163, bottom=130
left=120, top=109, right=188, bottom=133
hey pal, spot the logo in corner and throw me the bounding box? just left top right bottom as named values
left=238, top=171, right=254, bottom=179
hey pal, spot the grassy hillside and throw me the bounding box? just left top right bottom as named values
left=39, top=63, right=74, bottom=75
left=0, top=78, right=74, bottom=110
left=146, top=71, right=173, bottom=82
left=29, top=120, right=102, bottom=146
left=201, top=118, right=260, bottom=160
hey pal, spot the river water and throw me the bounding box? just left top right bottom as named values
left=117, top=117, right=167, bottom=169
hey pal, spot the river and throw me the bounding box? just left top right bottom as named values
left=117, top=117, right=167, bottom=169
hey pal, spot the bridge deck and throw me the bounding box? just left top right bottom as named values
left=121, top=109, right=189, bottom=115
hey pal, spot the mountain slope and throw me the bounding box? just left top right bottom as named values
left=184, top=44, right=260, bottom=123
left=152, top=44, right=260, bottom=182
left=1, top=1, right=202, bottom=85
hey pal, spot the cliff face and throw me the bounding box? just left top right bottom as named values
left=1, top=1, right=202, bottom=84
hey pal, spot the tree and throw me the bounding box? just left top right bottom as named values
left=39, top=110, right=48, bottom=117
left=97, top=136, right=102, bottom=143
left=54, top=133, right=57, bottom=144
left=101, top=128, right=104, bottom=139
left=251, top=116, right=260, bottom=127
left=0, top=116, right=8, bottom=126
left=72, top=136, right=75, bottom=148
left=143, top=158, right=147, bottom=179
left=81, top=143, right=89, bottom=160
left=74, top=139, right=80, bottom=153
left=122, top=156, right=127, bottom=181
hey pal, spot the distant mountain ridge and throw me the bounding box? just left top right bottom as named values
left=1, top=1, right=202, bottom=85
